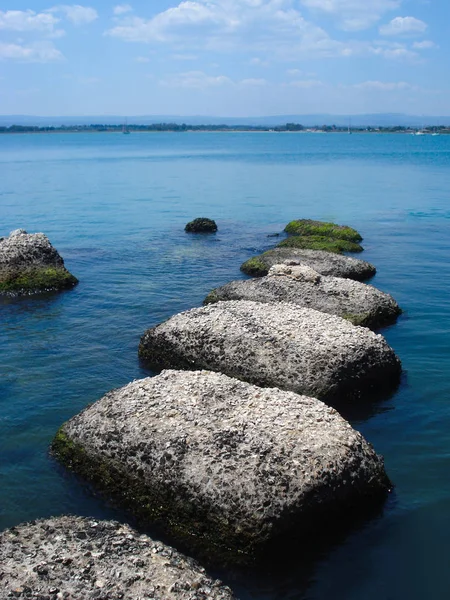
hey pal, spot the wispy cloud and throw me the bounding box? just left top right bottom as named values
left=379, top=16, right=427, bottom=36
left=159, top=71, right=233, bottom=89
left=352, top=80, right=416, bottom=91
left=0, top=9, right=60, bottom=33
left=49, top=5, right=98, bottom=25
left=113, top=4, right=133, bottom=16
left=299, top=0, right=401, bottom=31
left=0, top=41, right=64, bottom=62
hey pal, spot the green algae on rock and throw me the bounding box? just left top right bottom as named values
left=284, top=219, right=363, bottom=242
left=185, top=217, right=218, bottom=233
left=0, top=229, right=78, bottom=296
left=277, top=235, right=363, bottom=253
left=0, top=515, right=235, bottom=599
left=240, top=247, right=376, bottom=279
left=51, top=370, right=391, bottom=566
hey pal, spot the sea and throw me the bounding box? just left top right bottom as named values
left=2, top=131, right=450, bottom=599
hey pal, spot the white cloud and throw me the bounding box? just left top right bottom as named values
left=299, top=0, right=401, bottom=30
left=0, top=9, right=60, bottom=33
left=135, top=55, right=150, bottom=62
left=113, top=4, right=133, bottom=16
left=0, top=41, right=64, bottom=62
left=50, top=5, right=98, bottom=25
left=379, top=16, right=427, bottom=36
left=249, top=57, right=269, bottom=67
left=413, top=40, right=436, bottom=49
left=105, top=0, right=342, bottom=60
left=353, top=80, right=415, bottom=91
left=160, top=70, right=233, bottom=88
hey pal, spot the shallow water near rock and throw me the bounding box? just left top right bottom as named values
left=2, top=131, right=450, bottom=599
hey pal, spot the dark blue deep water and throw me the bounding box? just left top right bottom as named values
left=2, top=132, right=450, bottom=599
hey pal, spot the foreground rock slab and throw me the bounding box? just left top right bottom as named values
left=0, top=229, right=78, bottom=295
left=52, top=371, right=391, bottom=564
left=241, top=247, right=376, bottom=279
left=139, top=300, right=401, bottom=403
left=205, top=264, right=401, bottom=329
left=0, top=515, right=234, bottom=599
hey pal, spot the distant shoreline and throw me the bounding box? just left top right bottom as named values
left=1, top=124, right=449, bottom=135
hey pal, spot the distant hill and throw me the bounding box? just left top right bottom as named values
left=2, top=113, right=450, bottom=128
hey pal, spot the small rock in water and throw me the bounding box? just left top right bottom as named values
left=185, top=218, right=218, bottom=233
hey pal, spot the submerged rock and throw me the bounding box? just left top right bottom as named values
left=0, top=229, right=78, bottom=295
left=0, top=515, right=235, bottom=599
left=284, top=219, right=363, bottom=242
left=241, top=247, right=376, bottom=279
left=52, top=371, right=391, bottom=564
left=277, top=235, right=363, bottom=253
left=139, top=300, right=401, bottom=403
left=185, top=218, right=218, bottom=233
left=205, top=264, right=401, bottom=329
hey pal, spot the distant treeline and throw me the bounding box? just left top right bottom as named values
left=1, top=123, right=450, bottom=134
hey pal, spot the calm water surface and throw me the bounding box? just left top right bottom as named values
left=2, top=132, right=450, bottom=599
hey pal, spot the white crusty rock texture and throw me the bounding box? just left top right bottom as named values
left=0, top=516, right=234, bottom=599
left=205, top=264, right=401, bottom=329
left=240, top=247, right=376, bottom=280
left=0, top=229, right=77, bottom=295
left=139, top=300, right=401, bottom=403
left=52, top=371, right=390, bottom=564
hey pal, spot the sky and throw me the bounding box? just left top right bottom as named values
left=0, top=0, right=449, bottom=117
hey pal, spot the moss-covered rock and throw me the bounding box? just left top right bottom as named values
left=240, top=248, right=376, bottom=280
left=277, top=235, right=363, bottom=253
left=185, top=218, right=218, bottom=233
left=0, top=230, right=78, bottom=296
left=284, top=219, right=363, bottom=242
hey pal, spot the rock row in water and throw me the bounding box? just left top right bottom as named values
left=0, top=515, right=235, bottom=599
left=0, top=229, right=78, bottom=295
left=52, top=370, right=391, bottom=564
left=205, top=263, right=401, bottom=329
left=240, top=247, right=376, bottom=279
left=138, top=300, right=401, bottom=404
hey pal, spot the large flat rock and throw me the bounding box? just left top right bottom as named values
left=0, top=515, right=234, bottom=599
left=139, top=300, right=401, bottom=403
left=52, top=370, right=390, bottom=564
left=240, top=247, right=376, bottom=279
left=0, top=229, right=78, bottom=295
left=205, top=264, right=401, bottom=329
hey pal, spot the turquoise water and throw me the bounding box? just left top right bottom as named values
left=2, top=131, right=450, bottom=599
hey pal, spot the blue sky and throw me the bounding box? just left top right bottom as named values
left=0, top=0, right=448, bottom=116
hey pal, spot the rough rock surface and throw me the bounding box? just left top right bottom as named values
left=139, top=300, right=401, bottom=403
left=240, top=247, right=376, bottom=279
left=0, top=515, right=235, bottom=599
left=0, top=229, right=78, bottom=295
left=185, top=218, right=218, bottom=233
left=205, top=264, right=401, bottom=329
left=52, top=371, right=390, bottom=564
